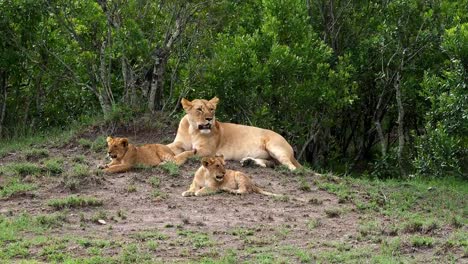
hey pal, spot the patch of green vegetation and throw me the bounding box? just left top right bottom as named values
left=292, top=166, right=313, bottom=176
left=0, top=126, right=79, bottom=158
left=177, top=230, right=214, bottom=249
left=23, top=148, right=49, bottom=160
left=358, top=220, right=381, bottom=238
left=78, top=138, right=93, bottom=149
left=199, top=250, right=238, bottom=264
left=307, top=218, right=321, bottom=230
left=380, top=237, right=402, bottom=258
left=126, top=184, right=137, bottom=193
left=298, top=176, right=311, bottom=191
left=44, top=158, right=65, bottom=175
left=316, top=175, right=467, bottom=230
left=0, top=162, right=42, bottom=177
left=62, top=163, right=90, bottom=191
left=36, top=213, right=68, bottom=229
left=130, top=230, right=168, bottom=241
left=317, top=245, right=373, bottom=263
left=324, top=207, right=342, bottom=218
left=274, top=165, right=291, bottom=174
left=72, top=155, right=86, bottom=163
left=149, top=176, right=160, bottom=188
left=120, top=243, right=154, bottom=263
left=47, top=196, right=103, bottom=210
left=308, top=197, right=323, bottom=205
left=230, top=227, right=255, bottom=238
left=159, top=162, right=179, bottom=176
left=151, top=190, right=168, bottom=200
left=400, top=214, right=440, bottom=234
left=410, top=235, right=434, bottom=248
left=91, top=136, right=107, bottom=153
left=91, top=210, right=108, bottom=223
left=0, top=178, right=36, bottom=198
left=273, top=195, right=290, bottom=202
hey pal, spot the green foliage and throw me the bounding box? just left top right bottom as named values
left=1, top=0, right=467, bottom=178
left=0, top=162, right=42, bottom=177
left=159, top=162, right=179, bottom=176
left=44, top=158, right=65, bottom=175
left=0, top=178, right=36, bottom=198
left=24, top=149, right=49, bottom=160
left=47, top=196, right=103, bottom=210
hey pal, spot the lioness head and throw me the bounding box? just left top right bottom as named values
left=106, top=136, right=129, bottom=159
left=202, top=155, right=226, bottom=182
left=181, top=97, right=219, bottom=134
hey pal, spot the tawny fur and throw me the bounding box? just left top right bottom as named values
left=182, top=155, right=280, bottom=197
left=167, top=97, right=301, bottom=171
left=101, top=136, right=195, bottom=173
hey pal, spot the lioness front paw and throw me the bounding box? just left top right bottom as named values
left=182, top=191, right=195, bottom=197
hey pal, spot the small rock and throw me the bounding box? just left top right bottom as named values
left=97, top=219, right=107, bottom=225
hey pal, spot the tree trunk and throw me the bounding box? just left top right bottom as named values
left=121, top=56, right=136, bottom=106
left=395, top=71, right=406, bottom=176
left=99, top=39, right=114, bottom=118
left=148, top=48, right=168, bottom=112
left=0, top=70, right=7, bottom=137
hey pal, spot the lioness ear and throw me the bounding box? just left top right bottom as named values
left=106, top=136, right=113, bottom=143
left=209, top=97, right=219, bottom=107
left=201, top=157, right=210, bottom=167
left=120, top=138, right=128, bottom=148
left=181, top=98, right=192, bottom=111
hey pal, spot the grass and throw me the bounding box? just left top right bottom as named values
left=149, top=176, right=160, bottom=188
left=0, top=125, right=467, bottom=263
left=307, top=218, right=321, bottom=230
left=0, top=162, right=42, bottom=177
left=47, top=196, right=103, bottom=210
left=177, top=230, right=214, bottom=249
left=411, top=235, right=435, bottom=248
left=44, top=158, right=65, bottom=175
left=159, top=162, right=179, bottom=176
left=324, top=207, right=342, bottom=218
left=23, top=148, right=49, bottom=160
left=0, top=178, right=36, bottom=198
left=130, top=230, right=169, bottom=241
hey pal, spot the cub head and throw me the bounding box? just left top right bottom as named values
left=201, top=155, right=226, bottom=182
left=106, top=136, right=129, bottom=160
left=181, top=97, right=219, bottom=134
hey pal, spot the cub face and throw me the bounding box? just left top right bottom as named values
left=202, top=155, right=226, bottom=182
left=181, top=97, right=219, bottom=134
left=106, top=136, right=129, bottom=159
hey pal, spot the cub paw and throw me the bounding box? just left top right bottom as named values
left=97, top=164, right=108, bottom=169
left=182, top=191, right=195, bottom=197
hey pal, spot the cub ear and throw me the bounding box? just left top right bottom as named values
left=106, top=136, right=113, bottom=143
left=120, top=138, right=129, bottom=148
left=181, top=98, right=192, bottom=111
left=201, top=157, right=210, bottom=167
left=209, top=97, right=219, bottom=107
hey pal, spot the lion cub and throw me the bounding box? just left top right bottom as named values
left=101, top=136, right=195, bottom=173
left=182, top=155, right=279, bottom=197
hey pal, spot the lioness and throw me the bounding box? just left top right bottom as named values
left=101, top=136, right=195, bottom=173
left=168, top=97, right=301, bottom=170
left=182, top=155, right=280, bottom=197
